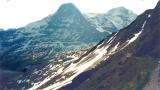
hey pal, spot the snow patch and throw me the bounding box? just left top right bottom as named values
left=49, top=64, right=53, bottom=68
left=128, top=30, right=142, bottom=44
left=148, top=14, right=151, bottom=18
left=34, top=70, right=39, bottom=74
left=58, top=59, right=63, bottom=62
left=128, top=20, right=146, bottom=45
left=57, top=67, right=64, bottom=74
left=17, top=80, right=22, bottom=84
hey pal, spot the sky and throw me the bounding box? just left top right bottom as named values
left=0, top=0, right=159, bottom=30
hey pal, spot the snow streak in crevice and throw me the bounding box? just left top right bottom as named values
left=120, top=19, right=147, bottom=50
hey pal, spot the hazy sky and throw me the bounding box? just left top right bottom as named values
left=0, top=0, right=159, bottom=29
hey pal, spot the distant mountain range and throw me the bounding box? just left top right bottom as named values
left=0, top=3, right=136, bottom=71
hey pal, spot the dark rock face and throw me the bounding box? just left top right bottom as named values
left=60, top=1, right=160, bottom=90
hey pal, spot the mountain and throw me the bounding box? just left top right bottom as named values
left=106, top=7, right=137, bottom=30
left=0, top=1, right=159, bottom=90
left=0, top=3, right=136, bottom=71
left=85, top=13, right=118, bottom=33
left=0, top=3, right=106, bottom=71
left=85, top=7, right=137, bottom=33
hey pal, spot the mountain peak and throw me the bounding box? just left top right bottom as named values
left=112, top=6, right=128, bottom=10
left=107, top=6, right=134, bottom=14
left=60, top=3, right=75, bottom=7
left=56, top=3, right=80, bottom=14
left=49, top=2, right=83, bottom=21
left=104, top=7, right=137, bottom=30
